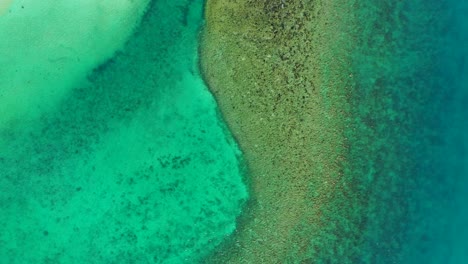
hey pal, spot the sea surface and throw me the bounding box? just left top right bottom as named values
left=0, top=0, right=467, bottom=263
left=0, top=0, right=246, bottom=263
left=348, top=0, right=468, bottom=262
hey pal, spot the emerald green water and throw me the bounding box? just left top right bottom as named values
left=0, top=0, right=247, bottom=263
left=2, top=0, right=468, bottom=263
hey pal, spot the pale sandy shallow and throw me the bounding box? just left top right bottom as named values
left=200, top=1, right=362, bottom=262
left=0, top=0, right=13, bottom=15
left=0, top=0, right=149, bottom=129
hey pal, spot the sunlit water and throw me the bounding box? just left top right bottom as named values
left=0, top=1, right=247, bottom=263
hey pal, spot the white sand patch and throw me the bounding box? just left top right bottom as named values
left=0, top=0, right=13, bottom=16
left=0, top=0, right=150, bottom=128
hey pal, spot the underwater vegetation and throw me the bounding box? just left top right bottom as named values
left=1, top=0, right=467, bottom=263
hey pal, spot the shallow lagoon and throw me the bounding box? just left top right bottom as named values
left=0, top=0, right=246, bottom=262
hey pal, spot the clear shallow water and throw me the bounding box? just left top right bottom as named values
left=0, top=0, right=150, bottom=127
left=0, top=0, right=246, bottom=263
left=1, top=0, right=467, bottom=263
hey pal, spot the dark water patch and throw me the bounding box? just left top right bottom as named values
left=347, top=0, right=468, bottom=262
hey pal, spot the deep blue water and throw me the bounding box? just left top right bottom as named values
left=406, top=1, right=468, bottom=262
left=433, top=0, right=468, bottom=262
left=350, top=0, right=468, bottom=262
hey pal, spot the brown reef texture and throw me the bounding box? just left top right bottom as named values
left=200, top=0, right=362, bottom=263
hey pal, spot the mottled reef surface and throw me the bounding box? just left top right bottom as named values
left=200, top=0, right=362, bottom=262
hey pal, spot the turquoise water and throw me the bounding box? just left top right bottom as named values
left=1, top=0, right=467, bottom=263
left=349, top=0, right=468, bottom=262
left=0, top=0, right=247, bottom=263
